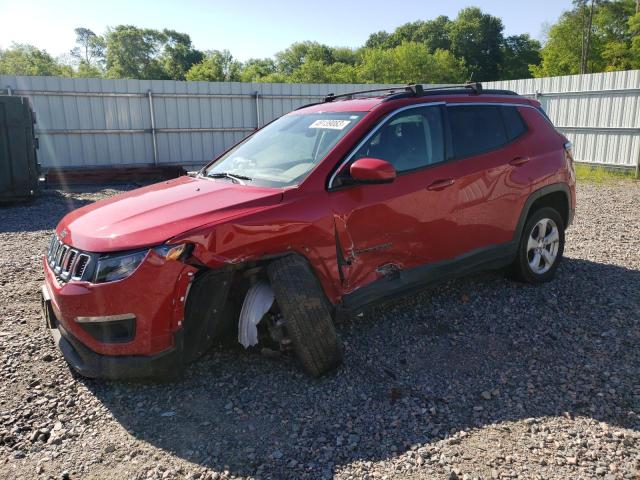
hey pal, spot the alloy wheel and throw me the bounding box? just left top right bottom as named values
left=526, top=218, right=560, bottom=275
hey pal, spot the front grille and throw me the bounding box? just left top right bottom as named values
left=74, top=254, right=90, bottom=279
left=46, top=235, right=93, bottom=282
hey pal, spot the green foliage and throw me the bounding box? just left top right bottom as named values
left=358, top=43, right=468, bottom=84
left=500, top=34, right=541, bottom=80
left=626, top=11, right=640, bottom=66
left=161, top=30, right=203, bottom=80
left=275, top=41, right=335, bottom=75
left=239, top=58, right=277, bottom=82
left=365, top=16, right=453, bottom=52
left=413, top=16, right=454, bottom=52
left=363, top=9, right=530, bottom=82
left=74, top=61, right=103, bottom=78
left=70, top=28, right=105, bottom=67
left=448, top=7, right=505, bottom=81
left=105, top=25, right=167, bottom=79
left=331, top=47, right=359, bottom=65
left=5, top=3, right=640, bottom=84
left=574, top=163, right=635, bottom=182
left=365, top=31, right=392, bottom=49
left=185, top=50, right=241, bottom=81
left=531, top=10, right=583, bottom=77
left=102, top=26, right=203, bottom=80
left=0, top=43, right=72, bottom=76
left=533, top=0, right=639, bottom=77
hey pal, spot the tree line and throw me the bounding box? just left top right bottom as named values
left=1, top=2, right=639, bottom=83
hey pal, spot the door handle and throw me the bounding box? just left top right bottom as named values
left=509, top=156, right=530, bottom=166
left=427, top=178, right=455, bottom=191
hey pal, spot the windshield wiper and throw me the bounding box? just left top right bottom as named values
left=207, top=172, right=252, bottom=184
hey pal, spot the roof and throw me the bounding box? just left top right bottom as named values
left=295, top=97, right=387, bottom=113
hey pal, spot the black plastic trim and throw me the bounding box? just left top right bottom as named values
left=333, top=182, right=572, bottom=313
left=78, top=317, right=136, bottom=344
left=338, top=241, right=517, bottom=313
left=513, top=183, right=571, bottom=241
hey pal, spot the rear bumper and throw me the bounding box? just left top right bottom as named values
left=41, top=284, right=183, bottom=379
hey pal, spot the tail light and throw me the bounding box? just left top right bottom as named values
left=564, top=141, right=574, bottom=161
left=564, top=141, right=574, bottom=167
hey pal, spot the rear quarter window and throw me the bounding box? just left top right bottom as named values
left=501, top=106, right=527, bottom=140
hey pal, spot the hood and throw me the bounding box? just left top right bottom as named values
left=57, top=176, right=283, bottom=252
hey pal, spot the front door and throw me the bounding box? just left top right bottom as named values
left=329, top=104, right=461, bottom=292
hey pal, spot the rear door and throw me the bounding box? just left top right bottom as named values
left=442, top=103, right=531, bottom=254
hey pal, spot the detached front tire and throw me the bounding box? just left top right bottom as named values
left=267, top=256, right=342, bottom=377
left=512, top=207, right=565, bottom=283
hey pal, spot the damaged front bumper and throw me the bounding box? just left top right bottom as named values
left=41, top=283, right=183, bottom=379
left=40, top=246, right=197, bottom=379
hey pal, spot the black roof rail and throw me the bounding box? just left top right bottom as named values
left=323, top=86, right=409, bottom=102
left=323, top=83, right=489, bottom=104
left=387, top=85, right=523, bottom=102
left=296, top=82, right=519, bottom=110
left=406, top=82, right=484, bottom=95
left=295, top=101, right=323, bottom=110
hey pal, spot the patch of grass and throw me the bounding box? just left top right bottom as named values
left=574, top=163, right=636, bottom=183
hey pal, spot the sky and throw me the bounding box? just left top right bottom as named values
left=0, top=0, right=573, bottom=61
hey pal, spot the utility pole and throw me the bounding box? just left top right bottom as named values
left=580, top=1, right=587, bottom=74
left=581, top=0, right=595, bottom=74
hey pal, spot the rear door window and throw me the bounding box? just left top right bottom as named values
left=448, top=105, right=508, bottom=158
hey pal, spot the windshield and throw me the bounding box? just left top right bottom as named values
left=203, top=111, right=365, bottom=187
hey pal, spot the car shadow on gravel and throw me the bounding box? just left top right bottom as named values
left=80, top=257, right=640, bottom=479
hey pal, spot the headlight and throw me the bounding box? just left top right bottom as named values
left=94, top=250, right=147, bottom=283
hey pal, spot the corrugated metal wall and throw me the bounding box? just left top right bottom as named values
left=0, top=76, right=395, bottom=170
left=2, top=71, right=640, bottom=172
left=486, top=70, right=640, bottom=170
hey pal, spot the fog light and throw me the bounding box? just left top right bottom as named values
left=75, top=314, right=136, bottom=343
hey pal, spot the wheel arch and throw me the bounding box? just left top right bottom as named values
left=514, top=183, right=571, bottom=244
left=186, top=250, right=333, bottom=319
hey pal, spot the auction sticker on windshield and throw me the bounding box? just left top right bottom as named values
left=309, top=119, right=351, bottom=130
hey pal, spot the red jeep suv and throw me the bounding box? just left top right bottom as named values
left=41, top=83, right=576, bottom=379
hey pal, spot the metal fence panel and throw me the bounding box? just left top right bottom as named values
left=2, top=72, right=640, bottom=172
left=0, top=75, right=394, bottom=169
left=486, top=70, right=640, bottom=170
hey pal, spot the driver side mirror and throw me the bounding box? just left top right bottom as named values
left=349, top=158, right=396, bottom=184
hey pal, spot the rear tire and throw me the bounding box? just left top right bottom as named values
left=267, top=256, right=342, bottom=377
left=512, top=207, right=565, bottom=283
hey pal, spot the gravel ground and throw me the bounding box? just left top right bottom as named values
left=0, top=181, right=639, bottom=480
